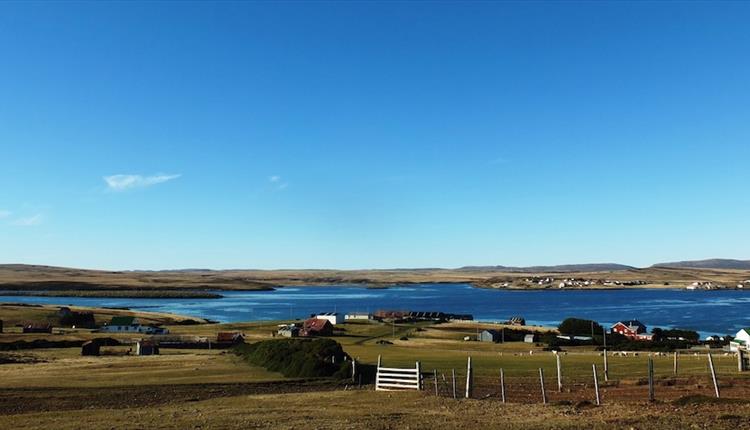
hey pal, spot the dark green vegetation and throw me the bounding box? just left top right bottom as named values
left=558, top=318, right=603, bottom=336
left=234, top=339, right=352, bottom=379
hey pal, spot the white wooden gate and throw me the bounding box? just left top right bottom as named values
left=375, top=355, right=422, bottom=391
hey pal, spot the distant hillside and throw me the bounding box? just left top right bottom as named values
left=652, top=259, right=750, bottom=270
left=458, top=263, right=635, bottom=273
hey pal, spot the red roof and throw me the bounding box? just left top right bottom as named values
left=304, top=318, right=331, bottom=331
left=217, top=332, right=243, bottom=342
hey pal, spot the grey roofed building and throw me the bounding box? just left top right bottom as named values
left=479, top=329, right=501, bottom=343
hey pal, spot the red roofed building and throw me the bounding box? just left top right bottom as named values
left=300, top=318, right=333, bottom=337
left=611, top=320, right=653, bottom=341
left=216, top=332, right=245, bottom=344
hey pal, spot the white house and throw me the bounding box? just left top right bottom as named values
left=730, top=328, right=750, bottom=352
left=100, top=316, right=169, bottom=335
left=345, top=312, right=372, bottom=321
left=314, top=312, right=341, bottom=325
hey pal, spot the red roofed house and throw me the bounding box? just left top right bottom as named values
left=611, top=320, right=653, bottom=341
left=300, top=318, right=333, bottom=337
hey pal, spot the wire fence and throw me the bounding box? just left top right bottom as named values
left=375, top=351, right=750, bottom=404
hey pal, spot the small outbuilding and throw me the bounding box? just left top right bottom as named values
left=81, top=340, right=100, bottom=356
left=277, top=326, right=300, bottom=338
left=345, top=312, right=373, bottom=321
left=479, top=329, right=502, bottom=343
left=23, top=322, right=52, bottom=334
left=136, top=340, right=159, bottom=356
left=524, top=334, right=539, bottom=343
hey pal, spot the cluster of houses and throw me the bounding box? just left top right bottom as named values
left=277, top=312, right=340, bottom=338
left=371, top=310, right=473, bottom=322
left=516, top=277, right=649, bottom=288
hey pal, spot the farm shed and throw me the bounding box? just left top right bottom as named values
left=524, top=334, right=538, bottom=343
left=301, top=318, right=333, bottom=337
left=314, top=312, right=341, bottom=325
left=136, top=340, right=159, bottom=356
left=81, top=340, right=100, bottom=356
left=345, top=312, right=373, bottom=321
left=23, top=322, right=52, bottom=334
left=479, top=329, right=501, bottom=343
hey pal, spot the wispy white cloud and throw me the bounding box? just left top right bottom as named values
left=0, top=210, right=10, bottom=219
left=268, top=175, right=289, bottom=190
left=104, top=174, right=181, bottom=191
left=11, top=213, right=43, bottom=226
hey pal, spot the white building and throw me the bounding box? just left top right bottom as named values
left=730, top=328, right=750, bottom=352
left=345, top=312, right=373, bottom=321
left=314, top=312, right=341, bottom=325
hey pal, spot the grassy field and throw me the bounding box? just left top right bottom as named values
left=2, top=309, right=750, bottom=428
left=0, top=303, right=208, bottom=328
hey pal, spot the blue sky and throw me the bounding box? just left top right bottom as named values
left=1, top=1, right=749, bottom=270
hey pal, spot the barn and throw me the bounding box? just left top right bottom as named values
left=301, top=318, right=333, bottom=337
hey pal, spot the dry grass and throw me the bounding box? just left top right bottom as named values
left=0, top=303, right=207, bottom=328
left=2, top=389, right=749, bottom=429
left=3, top=264, right=750, bottom=292
left=0, top=349, right=280, bottom=388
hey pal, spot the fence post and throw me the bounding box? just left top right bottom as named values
left=673, top=351, right=678, bottom=375
left=352, top=359, right=357, bottom=382
left=648, top=357, right=655, bottom=402
left=416, top=361, right=422, bottom=391
left=539, top=368, right=547, bottom=404
left=465, top=356, right=473, bottom=399
left=603, top=349, right=609, bottom=382
left=708, top=353, right=720, bottom=398
left=592, top=363, right=601, bottom=406
left=451, top=368, right=457, bottom=399
left=434, top=369, right=439, bottom=396
left=738, top=350, right=745, bottom=372
left=500, top=368, right=506, bottom=403
left=377, top=355, right=382, bottom=368
left=556, top=353, right=562, bottom=392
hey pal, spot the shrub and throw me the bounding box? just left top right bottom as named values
left=558, top=318, right=603, bottom=336
left=234, top=338, right=351, bottom=378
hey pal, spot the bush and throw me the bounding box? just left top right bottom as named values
left=558, top=318, right=603, bottom=337
left=234, top=338, right=351, bottom=379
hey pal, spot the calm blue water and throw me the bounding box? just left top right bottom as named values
left=2, top=284, right=748, bottom=337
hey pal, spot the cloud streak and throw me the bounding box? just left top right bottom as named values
left=11, top=213, right=43, bottom=226
left=104, top=174, right=181, bottom=191
left=268, top=175, right=289, bottom=190
left=0, top=210, right=10, bottom=219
